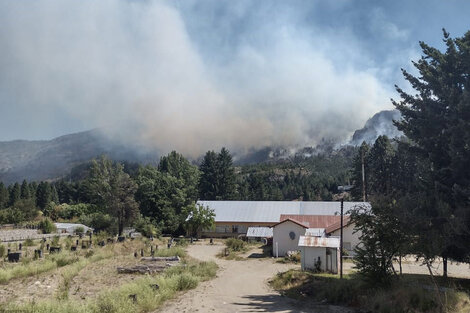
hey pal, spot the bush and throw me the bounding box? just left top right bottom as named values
left=24, top=238, right=35, bottom=247
left=80, top=213, right=117, bottom=235
left=39, top=218, right=57, bottom=234
left=0, top=244, right=5, bottom=258
left=225, top=238, right=246, bottom=252
left=134, top=216, right=160, bottom=238
left=75, top=226, right=85, bottom=235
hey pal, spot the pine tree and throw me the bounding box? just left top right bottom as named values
left=216, top=148, right=236, bottom=200
left=0, top=182, right=8, bottom=209
left=199, top=151, right=218, bottom=200
left=36, top=182, right=52, bottom=210
left=393, top=30, right=470, bottom=266
left=20, top=180, right=30, bottom=199
left=9, top=182, right=21, bottom=206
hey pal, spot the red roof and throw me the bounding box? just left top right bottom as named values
left=280, top=214, right=341, bottom=228
left=325, top=216, right=352, bottom=233
left=271, top=218, right=309, bottom=229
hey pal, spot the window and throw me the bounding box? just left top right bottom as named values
left=232, top=225, right=239, bottom=233
left=344, top=242, right=352, bottom=251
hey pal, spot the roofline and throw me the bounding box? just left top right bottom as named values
left=325, top=216, right=352, bottom=233
left=271, top=218, right=309, bottom=229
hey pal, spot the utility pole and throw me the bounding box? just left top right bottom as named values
left=340, top=198, right=343, bottom=279
left=361, top=148, right=366, bottom=202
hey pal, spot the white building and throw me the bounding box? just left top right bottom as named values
left=298, top=236, right=340, bottom=273
left=54, top=223, right=93, bottom=234
left=272, top=218, right=309, bottom=257
left=325, top=216, right=361, bottom=256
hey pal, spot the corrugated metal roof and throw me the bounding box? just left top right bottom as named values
left=305, top=228, right=326, bottom=237
left=246, top=227, right=273, bottom=238
left=197, top=201, right=368, bottom=223
left=325, top=216, right=352, bottom=233
left=298, top=236, right=340, bottom=248
left=272, top=218, right=309, bottom=229
left=54, top=223, right=93, bottom=231
left=280, top=214, right=341, bottom=228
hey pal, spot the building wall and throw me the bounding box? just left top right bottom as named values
left=272, top=221, right=306, bottom=257
left=202, top=222, right=273, bottom=238
left=330, top=223, right=361, bottom=255
left=301, top=247, right=338, bottom=273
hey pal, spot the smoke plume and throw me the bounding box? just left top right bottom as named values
left=0, top=0, right=419, bottom=157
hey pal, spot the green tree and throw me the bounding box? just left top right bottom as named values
left=158, top=151, right=199, bottom=202
left=85, top=156, right=139, bottom=235
left=199, top=150, right=218, bottom=200
left=36, top=181, right=52, bottom=210
left=216, top=148, right=237, bottom=199
left=393, top=30, right=470, bottom=267
left=136, top=165, right=189, bottom=234
left=184, top=203, right=215, bottom=238
left=9, top=182, right=21, bottom=206
left=0, top=182, right=8, bottom=209
left=20, top=180, right=30, bottom=199
left=368, top=136, right=395, bottom=195
left=350, top=198, right=407, bottom=285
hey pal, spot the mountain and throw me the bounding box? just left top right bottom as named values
left=0, top=110, right=403, bottom=184
left=0, top=129, right=157, bottom=185
left=350, top=109, right=402, bottom=145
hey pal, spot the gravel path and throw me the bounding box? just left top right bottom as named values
left=157, top=243, right=353, bottom=313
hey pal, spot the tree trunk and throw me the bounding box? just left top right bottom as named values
left=443, top=256, right=448, bottom=278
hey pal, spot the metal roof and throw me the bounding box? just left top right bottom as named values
left=325, top=216, right=352, bottom=234
left=197, top=201, right=368, bottom=223
left=298, top=236, right=340, bottom=248
left=246, top=227, right=273, bottom=238
left=280, top=214, right=341, bottom=228
left=305, top=228, right=326, bottom=237
left=54, top=223, right=93, bottom=231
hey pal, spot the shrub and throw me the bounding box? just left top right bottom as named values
left=225, top=238, right=246, bottom=252
left=75, top=226, right=85, bottom=235
left=0, top=244, right=5, bottom=258
left=39, top=218, right=57, bottom=234
left=24, top=238, right=35, bottom=247
left=134, top=216, right=160, bottom=238
left=80, top=213, right=117, bottom=235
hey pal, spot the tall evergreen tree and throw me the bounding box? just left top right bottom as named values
left=20, top=180, right=30, bottom=199
left=216, top=148, right=236, bottom=200
left=368, top=136, right=395, bottom=196
left=36, top=182, right=52, bottom=210
left=9, top=182, right=21, bottom=206
left=0, top=182, right=8, bottom=209
left=393, top=30, right=470, bottom=266
left=199, top=151, right=219, bottom=200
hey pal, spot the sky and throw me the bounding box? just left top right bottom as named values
left=0, top=0, right=469, bottom=156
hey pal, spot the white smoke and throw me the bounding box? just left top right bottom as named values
left=0, top=0, right=400, bottom=157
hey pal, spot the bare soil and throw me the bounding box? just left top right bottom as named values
left=157, top=242, right=353, bottom=313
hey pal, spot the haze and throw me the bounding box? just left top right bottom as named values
left=0, top=0, right=469, bottom=156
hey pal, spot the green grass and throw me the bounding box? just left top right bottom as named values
left=0, top=252, right=81, bottom=284
left=5, top=256, right=218, bottom=313
left=269, top=269, right=470, bottom=313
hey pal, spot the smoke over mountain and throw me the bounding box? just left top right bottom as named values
left=0, top=1, right=420, bottom=157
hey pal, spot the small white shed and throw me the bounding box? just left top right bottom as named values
left=54, top=223, right=93, bottom=234
left=272, top=218, right=309, bottom=257
left=298, top=236, right=340, bottom=273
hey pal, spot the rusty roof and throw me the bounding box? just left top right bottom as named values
left=280, top=214, right=341, bottom=228
left=271, top=218, right=309, bottom=229
left=325, top=216, right=352, bottom=234
left=298, top=235, right=340, bottom=248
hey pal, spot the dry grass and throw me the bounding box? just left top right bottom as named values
left=269, top=269, right=470, bottom=313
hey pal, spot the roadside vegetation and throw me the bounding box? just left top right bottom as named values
left=217, top=238, right=248, bottom=260
left=270, top=269, right=470, bottom=313
left=3, top=245, right=217, bottom=313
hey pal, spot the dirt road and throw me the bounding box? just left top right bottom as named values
left=158, top=243, right=352, bottom=313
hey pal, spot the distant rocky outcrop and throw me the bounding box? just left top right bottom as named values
left=350, top=109, right=402, bottom=146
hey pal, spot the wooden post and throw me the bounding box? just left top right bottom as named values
left=340, top=199, right=344, bottom=279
